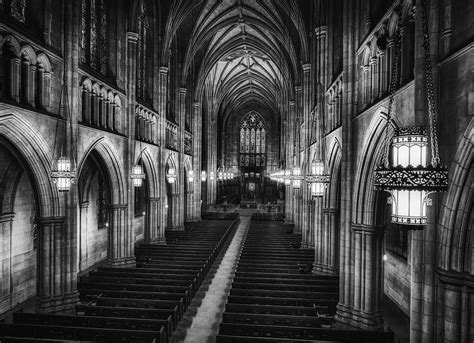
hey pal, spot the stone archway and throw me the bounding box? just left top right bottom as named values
left=436, top=119, right=473, bottom=343
left=77, top=138, right=133, bottom=266
left=0, top=110, right=77, bottom=313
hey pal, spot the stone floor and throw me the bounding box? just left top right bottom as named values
left=171, top=215, right=251, bottom=343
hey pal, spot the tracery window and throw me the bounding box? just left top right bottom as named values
left=97, top=172, right=108, bottom=227
left=239, top=112, right=266, bottom=167
left=1, top=0, right=26, bottom=22
left=136, top=0, right=151, bottom=102
left=81, top=0, right=108, bottom=75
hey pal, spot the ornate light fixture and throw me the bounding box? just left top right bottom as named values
left=201, top=170, right=207, bottom=182
left=374, top=1, right=448, bottom=226
left=51, top=68, right=75, bottom=192
left=308, top=160, right=330, bottom=197
left=209, top=171, right=215, bottom=181
left=51, top=156, right=75, bottom=192
left=292, top=167, right=301, bottom=189
left=188, top=170, right=194, bottom=183
left=284, top=169, right=291, bottom=185
left=131, top=163, right=145, bottom=187
left=167, top=167, right=177, bottom=184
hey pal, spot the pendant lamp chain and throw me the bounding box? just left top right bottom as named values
left=421, top=0, right=440, bottom=167
left=382, top=4, right=403, bottom=168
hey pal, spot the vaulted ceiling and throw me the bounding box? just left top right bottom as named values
left=162, top=0, right=310, bottom=125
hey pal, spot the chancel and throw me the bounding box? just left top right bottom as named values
left=0, top=0, right=472, bottom=342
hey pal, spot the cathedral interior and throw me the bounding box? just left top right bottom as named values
left=0, top=0, right=472, bottom=342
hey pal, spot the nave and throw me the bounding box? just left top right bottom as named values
left=0, top=215, right=397, bottom=343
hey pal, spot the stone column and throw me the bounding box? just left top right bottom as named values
left=145, top=197, right=165, bottom=244
left=37, top=217, right=78, bottom=313
left=79, top=202, right=89, bottom=271
left=312, top=196, right=324, bottom=272
left=157, top=67, right=168, bottom=232
left=107, top=204, right=134, bottom=266
left=177, top=88, right=187, bottom=228
left=10, top=57, right=20, bottom=102
left=336, top=0, right=358, bottom=328
left=192, top=102, right=202, bottom=221
left=206, top=118, right=217, bottom=206
left=319, top=207, right=339, bottom=275
left=0, top=213, right=14, bottom=314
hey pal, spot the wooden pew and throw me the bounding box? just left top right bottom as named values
left=14, top=312, right=171, bottom=341
left=218, top=323, right=394, bottom=343
left=0, top=323, right=164, bottom=343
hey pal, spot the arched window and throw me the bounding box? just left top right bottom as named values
left=81, top=0, right=108, bottom=75
left=239, top=112, right=266, bottom=167
left=136, top=0, right=152, bottom=102
left=1, top=0, right=26, bottom=22
left=96, top=172, right=108, bottom=228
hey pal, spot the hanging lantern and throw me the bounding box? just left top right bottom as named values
left=201, top=170, right=207, bottom=182
left=209, top=171, right=215, bottom=180
left=284, top=170, right=291, bottom=185
left=218, top=170, right=223, bottom=180
left=188, top=170, right=194, bottom=183
left=307, top=160, right=330, bottom=197
left=167, top=167, right=177, bottom=184
left=51, top=156, right=75, bottom=192
left=131, top=164, right=145, bottom=187
left=375, top=127, right=448, bottom=225
left=292, top=167, right=301, bottom=189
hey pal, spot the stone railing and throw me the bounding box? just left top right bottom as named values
left=326, top=72, right=343, bottom=133
left=184, top=130, right=193, bottom=155
left=166, top=120, right=179, bottom=151
left=135, top=104, right=158, bottom=144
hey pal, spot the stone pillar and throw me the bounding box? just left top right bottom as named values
left=157, top=67, right=168, bottom=232
left=0, top=213, right=14, bottom=314
left=206, top=118, right=217, bottom=206
left=108, top=204, right=134, bottom=266
left=177, top=88, right=187, bottom=228
left=321, top=207, right=339, bottom=274
left=336, top=0, right=357, bottom=328
left=192, top=102, right=202, bottom=221
left=311, top=196, right=324, bottom=271
left=10, top=57, right=20, bottom=103
left=37, top=217, right=78, bottom=313
left=145, top=197, right=165, bottom=244
left=79, top=202, right=89, bottom=272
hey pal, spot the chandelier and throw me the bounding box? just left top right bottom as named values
left=167, top=167, right=177, bottom=184
left=130, top=163, right=145, bottom=187
left=308, top=160, right=330, bottom=197
left=188, top=170, right=194, bottom=182
left=374, top=1, right=448, bottom=226
left=201, top=170, right=207, bottom=181
left=51, top=70, right=75, bottom=192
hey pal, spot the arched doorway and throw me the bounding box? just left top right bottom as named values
left=77, top=150, right=112, bottom=272
left=0, top=137, right=39, bottom=314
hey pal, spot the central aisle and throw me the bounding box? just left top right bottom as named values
left=175, top=216, right=250, bottom=343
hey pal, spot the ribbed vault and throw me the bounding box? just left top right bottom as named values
left=163, top=0, right=309, bottom=128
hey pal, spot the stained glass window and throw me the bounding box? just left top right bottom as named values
left=239, top=112, right=266, bottom=168
left=10, top=0, right=25, bottom=22
left=81, top=0, right=109, bottom=75
left=137, top=0, right=151, bottom=101
left=97, top=173, right=108, bottom=227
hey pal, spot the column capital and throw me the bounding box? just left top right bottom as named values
left=193, top=102, right=201, bottom=109
left=39, top=216, right=66, bottom=224
left=126, top=32, right=139, bottom=43
left=108, top=203, right=128, bottom=210
left=302, top=63, right=311, bottom=72
left=159, top=66, right=169, bottom=74
left=315, top=25, right=328, bottom=37
left=0, top=212, right=15, bottom=222
left=179, top=87, right=187, bottom=95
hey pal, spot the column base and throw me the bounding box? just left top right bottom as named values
left=107, top=256, right=136, bottom=267
left=312, top=262, right=338, bottom=275
left=36, top=291, right=79, bottom=314
left=336, top=303, right=384, bottom=330
left=147, top=237, right=167, bottom=245
left=166, top=226, right=185, bottom=231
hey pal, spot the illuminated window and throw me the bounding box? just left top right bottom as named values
left=239, top=112, right=266, bottom=167
left=137, top=0, right=152, bottom=102
left=81, top=0, right=108, bottom=75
